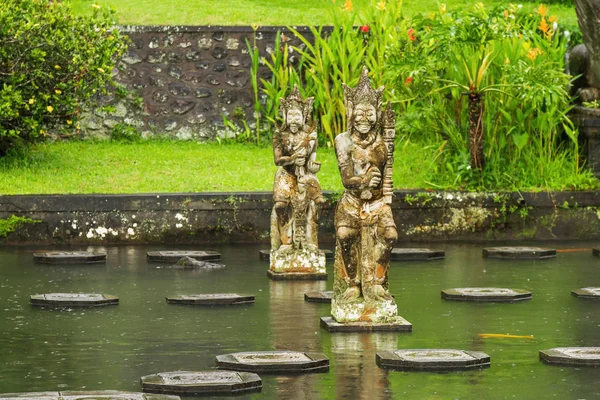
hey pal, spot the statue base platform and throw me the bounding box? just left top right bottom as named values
left=267, top=270, right=327, bottom=281
left=320, top=316, right=412, bottom=332
left=268, top=247, right=326, bottom=280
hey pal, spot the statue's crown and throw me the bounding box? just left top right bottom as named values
left=280, top=85, right=312, bottom=113
left=343, top=67, right=384, bottom=108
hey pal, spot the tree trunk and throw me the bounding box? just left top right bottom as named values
left=468, top=92, right=485, bottom=170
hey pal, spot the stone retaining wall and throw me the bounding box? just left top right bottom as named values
left=82, top=25, right=318, bottom=140
left=2, top=191, right=600, bottom=245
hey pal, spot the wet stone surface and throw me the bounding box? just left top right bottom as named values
left=146, top=250, right=221, bottom=263
left=216, top=351, right=329, bottom=373
left=140, top=371, right=261, bottom=395
left=267, top=270, right=327, bottom=281
left=482, top=246, right=556, bottom=260
left=540, top=347, right=600, bottom=366
left=304, top=290, right=333, bottom=303
left=320, top=316, right=412, bottom=333
left=33, top=251, right=107, bottom=264
left=0, top=391, right=180, bottom=400
left=165, top=256, right=225, bottom=270
left=441, top=287, right=532, bottom=302
left=572, top=287, right=600, bottom=298
left=30, top=293, right=119, bottom=308
left=260, top=249, right=333, bottom=261
left=391, top=248, right=445, bottom=261
left=376, top=349, right=491, bottom=371
left=166, top=293, right=255, bottom=305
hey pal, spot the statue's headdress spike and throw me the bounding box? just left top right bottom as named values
left=343, top=67, right=385, bottom=132
left=279, top=85, right=314, bottom=129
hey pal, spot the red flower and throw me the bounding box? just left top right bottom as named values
left=360, top=25, right=370, bottom=33
left=407, top=28, right=416, bottom=41
left=405, top=76, right=413, bottom=85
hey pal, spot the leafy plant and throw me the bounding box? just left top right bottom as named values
left=0, top=0, right=127, bottom=156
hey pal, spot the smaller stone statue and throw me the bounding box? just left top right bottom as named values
left=269, top=85, right=326, bottom=277
left=331, top=67, right=399, bottom=324
left=570, top=0, right=600, bottom=102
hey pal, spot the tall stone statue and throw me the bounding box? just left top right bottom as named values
left=269, top=85, right=326, bottom=279
left=570, top=0, right=600, bottom=102
left=331, top=67, right=399, bottom=323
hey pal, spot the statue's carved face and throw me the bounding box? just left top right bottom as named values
left=353, top=103, right=377, bottom=135
left=287, top=109, right=303, bottom=133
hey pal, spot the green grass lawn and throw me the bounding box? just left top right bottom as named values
left=0, top=140, right=457, bottom=194
left=67, top=0, right=578, bottom=28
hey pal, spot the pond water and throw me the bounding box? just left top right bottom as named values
left=1, top=243, right=600, bottom=399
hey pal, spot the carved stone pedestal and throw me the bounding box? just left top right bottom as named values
left=572, top=106, right=600, bottom=178
left=268, top=247, right=326, bottom=280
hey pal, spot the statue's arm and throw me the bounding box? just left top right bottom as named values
left=273, top=133, right=294, bottom=167
left=306, top=132, right=321, bottom=174
left=335, top=134, right=367, bottom=189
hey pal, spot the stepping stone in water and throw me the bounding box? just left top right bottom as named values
left=216, top=351, right=329, bottom=373
left=259, top=249, right=333, bottom=261
left=30, top=293, right=119, bottom=308
left=572, top=287, right=600, bottom=299
left=267, top=270, right=327, bottom=281
left=391, top=248, right=445, bottom=261
left=304, top=291, right=333, bottom=303
left=147, top=250, right=220, bottom=263
left=0, top=391, right=179, bottom=400
left=165, top=256, right=225, bottom=270
left=441, top=287, right=532, bottom=302
left=376, top=349, right=490, bottom=371
left=482, top=246, right=556, bottom=260
left=166, top=294, right=255, bottom=306
left=593, top=248, right=600, bottom=257
left=140, top=370, right=261, bottom=396
left=540, top=347, right=600, bottom=367
left=320, top=316, right=412, bottom=333
left=33, top=251, right=106, bottom=264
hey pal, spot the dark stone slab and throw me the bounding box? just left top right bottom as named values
left=267, top=270, right=327, bottom=281
left=540, top=347, right=600, bottom=366
left=33, top=251, right=106, bottom=264
left=482, top=246, right=556, bottom=260
left=166, top=256, right=225, bottom=270
left=593, top=248, right=600, bottom=257
left=441, top=287, right=532, bottom=302
left=147, top=250, right=220, bottom=263
left=572, top=287, right=600, bottom=299
left=30, top=293, right=119, bottom=308
left=141, top=370, right=261, bottom=395
left=320, top=316, right=412, bottom=332
left=304, top=291, right=333, bottom=303
left=166, top=293, right=254, bottom=305
left=376, top=349, right=490, bottom=371
left=0, top=391, right=179, bottom=400
left=260, top=249, right=333, bottom=261
left=391, top=248, right=445, bottom=261
left=216, top=351, right=329, bottom=373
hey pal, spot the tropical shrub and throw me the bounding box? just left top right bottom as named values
left=0, top=0, right=127, bottom=156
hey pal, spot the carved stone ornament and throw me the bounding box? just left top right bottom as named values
left=269, top=85, right=326, bottom=275
left=331, top=67, right=398, bottom=323
left=570, top=0, right=600, bottom=102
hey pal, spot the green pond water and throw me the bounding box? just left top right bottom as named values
left=0, top=243, right=600, bottom=399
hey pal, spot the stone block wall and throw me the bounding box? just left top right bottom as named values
left=82, top=25, right=318, bottom=140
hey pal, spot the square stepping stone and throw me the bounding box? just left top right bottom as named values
left=30, top=293, right=119, bottom=308
left=267, top=270, right=327, bottom=281
left=540, top=347, right=600, bottom=366
left=482, top=246, right=556, bottom=260
left=147, top=251, right=220, bottom=263
left=0, top=392, right=179, bottom=400
left=377, top=349, right=490, bottom=370
left=140, top=371, right=261, bottom=396
left=216, top=351, right=329, bottom=373
left=304, top=291, right=333, bottom=303
left=259, top=249, right=333, bottom=261
left=593, top=248, right=600, bottom=257
left=0, top=393, right=60, bottom=400
left=166, top=294, right=255, bottom=306
left=33, top=251, right=106, bottom=264
left=320, top=316, right=412, bottom=332
left=572, top=287, right=600, bottom=299
left=391, top=248, right=445, bottom=261
left=441, top=287, right=532, bottom=302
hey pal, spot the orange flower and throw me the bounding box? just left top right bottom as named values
left=536, top=4, right=547, bottom=18
left=343, top=0, right=353, bottom=11
left=526, top=47, right=543, bottom=61
left=405, top=76, right=413, bottom=85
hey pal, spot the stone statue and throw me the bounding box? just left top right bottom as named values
left=570, top=0, right=600, bottom=102
left=331, top=67, right=398, bottom=323
left=269, top=85, right=326, bottom=277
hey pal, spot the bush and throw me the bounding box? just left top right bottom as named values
left=0, top=0, right=127, bottom=156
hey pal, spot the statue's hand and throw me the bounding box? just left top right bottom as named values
left=293, top=148, right=307, bottom=166
left=366, top=169, right=381, bottom=188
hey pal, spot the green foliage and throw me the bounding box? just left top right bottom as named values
left=0, top=215, right=39, bottom=238
left=0, top=0, right=127, bottom=155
